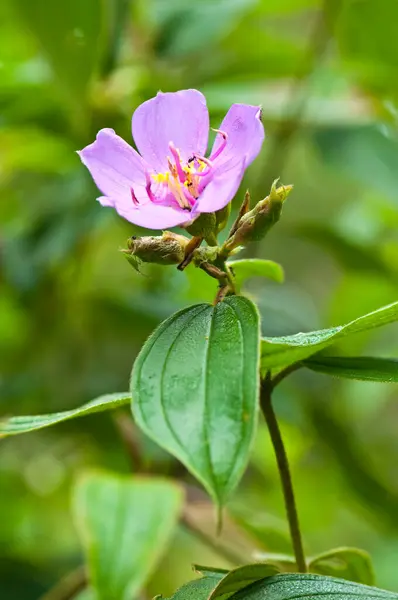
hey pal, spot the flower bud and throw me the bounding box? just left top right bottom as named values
left=184, top=212, right=217, bottom=243
left=122, top=231, right=190, bottom=268
left=215, top=203, right=231, bottom=234
left=223, top=180, right=293, bottom=252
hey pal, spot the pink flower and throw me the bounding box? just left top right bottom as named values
left=78, top=89, right=264, bottom=229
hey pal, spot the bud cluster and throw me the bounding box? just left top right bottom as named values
left=122, top=181, right=292, bottom=279
left=221, top=180, right=293, bottom=255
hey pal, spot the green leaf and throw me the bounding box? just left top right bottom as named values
left=14, top=0, right=103, bottom=102
left=209, top=564, right=281, bottom=600
left=167, top=573, right=398, bottom=600
left=253, top=549, right=374, bottom=584
left=73, top=472, right=184, bottom=600
left=0, top=392, right=130, bottom=437
left=228, top=259, right=284, bottom=292
left=163, top=577, right=220, bottom=600
left=251, top=554, right=297, bottom=573
left=261, top=301, right=398, bottom=371
left=308, top=547, right=375, bottom=586
left=304, top=356, right=398, bottom=382
left=131, top=296, right=260, bottom=507
left=237, top=573, right=398, bottom=600
left=193, top=565, right=229, bottom=578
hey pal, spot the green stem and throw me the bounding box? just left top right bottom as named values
left=271, top=363, right=302, bottom=389
left=38, top=567, right=86, bottom=600
left=205, top=232, right=219, bottom=246
left=260, top=374, right=307, bottom=573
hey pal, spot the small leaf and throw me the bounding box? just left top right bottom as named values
left=308, top=547, right=375, bottom=586
left=131, top=296, right=260, bottom=508
left=163, top=577, right=220, bottom=600
left=73, top=472, right=184, bottom=600
left=227, top=259, right=284, bottom=292
left=261, top=300, right=398, bottom=371
left=209, top=564, right=281, bottom=600
left=0, top=392, right=130, bottom=437
left=252, top=553, right=297, bottom=573
left=193, top=565, right=229, bottom=578
left=304, top=356, right=398, bottom=382
left=123, top=251, right=143, bottom=274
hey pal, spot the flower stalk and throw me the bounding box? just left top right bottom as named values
left=260, top=372, right=307, bottom=573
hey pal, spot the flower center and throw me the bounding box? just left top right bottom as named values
left=135, top=130, right=228, bottom=211
left=150, top=145, right=212, bottom=210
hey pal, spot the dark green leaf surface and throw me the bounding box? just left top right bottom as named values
left=0, top=392, right=130, bottom=437
left=165, top=573, right=398, bottom=600
left=227, top=259, right=284, bottom=292
left=308, top=547, right=375, bottom=586
left=73, top=472, right=184, bottom=600
left=235, top=573, right=398, bottom=600
left=261, top=301, right=398, bottom=371
left=209, top=564, right=281, bottom=600
left=234, top=573, right=398, bottom=600
left=304, top=356, right=398, bottom=382
left=131, top=296, right=260, bottom=507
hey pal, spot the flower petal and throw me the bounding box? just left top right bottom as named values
left=195, top=155, right=246, bottom=213
left=80, top=129, right=191, bottom=229
left=211, top=104, right=264, bottom=167
left=99, top=195, right=191, bottom=229
left=132, top=89, right=209, bottom=171
left=78, top=128, right=148, bottom=199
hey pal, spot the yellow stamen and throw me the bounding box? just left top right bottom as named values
left=152, top=172, right=169, bottom=184
left=150, top=154, right=208, bottom=209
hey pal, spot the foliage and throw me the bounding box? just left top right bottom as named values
left=2, top=0, right=398, bottom=599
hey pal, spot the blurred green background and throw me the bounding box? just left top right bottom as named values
left=1, top=0, right=398, bottom=597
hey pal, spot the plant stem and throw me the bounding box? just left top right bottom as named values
left=205, top=232, right=219, bottom=246
left=38, top=567, right=86, bottom=600
left=260, top=374, right=307, bottom=573
left=271, top=363, right=302, bottom=389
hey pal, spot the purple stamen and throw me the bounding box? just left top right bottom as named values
left=182, top=185, right=196, bottom=205
left=145, top=171, right=157, bottom=202
left=209, top=128, right=228, bottom=161
left=169, top=142, right=186, bottom=183
left=131, top=188, right=139, bottom=205
left=192, top=154, right=213, bottom=177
